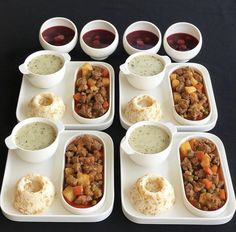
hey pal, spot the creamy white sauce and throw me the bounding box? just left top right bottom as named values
left=128, top=125, right=170, bottom=154
left=127, top=55, right=164, bottom=76
left=15, top=122, right=56, bottom=150
left=27, top=54, right=63, bottom=75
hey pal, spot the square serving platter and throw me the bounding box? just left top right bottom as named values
left=119, top=63, right=218, bottom=131
left=120, top=132, right=236, bottom=225
left=0, top=130, right=114, bottom=222
left=16, top=61, right=115, bottom=130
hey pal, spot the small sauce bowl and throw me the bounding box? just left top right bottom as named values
left=5, top=117, right=64, bottom=163
left=79, top=20, right=119, bottom=60
left=163, top=22, right=202, bottom=63
left=123, top=21, right=162, bottom=55
left=39, top=17, right=78, bottom=53
left=120, top=52, right=171, bottom=90
left=19, top=50, right=71, bottom=88
left=121, top=121, right=176, bottom=167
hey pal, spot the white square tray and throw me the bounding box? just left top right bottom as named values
left=16, top=61, right=115, bottom=130
left=0, top=130, right=114, bottom=222
left=120, top=132, right=236, bottom=224
left=119, top=63, right=218, bottom=131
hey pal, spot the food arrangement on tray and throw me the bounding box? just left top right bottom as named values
left=1, top=17, right=235, bottom=224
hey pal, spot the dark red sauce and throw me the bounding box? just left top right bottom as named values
left=126, top=30, right=159, bottom=50
left=83, top=29, right=115, bottom=48
left=167, top=33, right=199, bottom=51
left=42, top=26, right=75, bottom=46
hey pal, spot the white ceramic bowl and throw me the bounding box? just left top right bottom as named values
left=60, top=133, right=106, bottom=214
left=19, top=50, right=71, bottom=88
left=120, top=52, right=171, bottom=90
left=72, top=64, right=111, bottom=124
left=79, top=20, right=119, bottom=60
left=5, top=117, right=64, bottom=163
left=123, top=21, right=162, bottom=55
left=39, top=17, right=78, bottom=53
left=121, top=121, right=176, bottom=167
left=163, top=22, right=202, bottom=62
left=177, top=135, right=229, bottom=217
left=167, top=65, right=212, bottom=126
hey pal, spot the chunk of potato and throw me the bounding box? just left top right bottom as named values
left=190, top=77, right=198, bottom=86
left=81, top=63, right=93, bottom=78
left=185, top=86, right=197, bottom=94
left=102, top=78, right=110, bottom=86
left=63, top=186, right=76, bottom=202
left=173, top=92, right=181, bottom=103
left=180, top=141, right=192, bottom=157
left=170, top=73, right=177, bottom=80
left=77, top=173, right=90, bottom=187
left=171, top=79, right=180, bottom=89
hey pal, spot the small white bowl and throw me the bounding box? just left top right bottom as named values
left=60, top=133, right=106, bottom=214
left=163, top=22, right=202, bottom=62
left=19, top=50, right=71, bottom=88
left=79, top=20, right=119, bottom=60
left=120, top=52, right=171, bottom=90
left=5, top=117, right=64, bottom=163
left=123, top=21, right=162, bottom=55
left=121, top=121, right=176, bottom=167
left=177, top=135, right=229, bottom=217
left=72, top=64, right=111, bottom=124
left=167, top=65, right=212, bottom=126
left=39, top=17, right=78, bottom=53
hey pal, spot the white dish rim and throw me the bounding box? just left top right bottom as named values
left=0, top=130, right=114, bottom=222
left=16, top=61, right=115, bottom=130
left=120, top=132, right=236, bottom=224
left=119, top=62, right=218, bottom=132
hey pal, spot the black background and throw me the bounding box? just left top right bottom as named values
left=0, top=0, right=235, bottom=231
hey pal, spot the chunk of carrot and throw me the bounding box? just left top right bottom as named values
left=202, top=178, right=213, bottom=190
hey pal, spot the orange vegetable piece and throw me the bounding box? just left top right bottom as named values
left=219, top=189, right=226, bottom=200
left=73, top=93, right=81, bottom=101
left=200, top=153, right=210, bottom=168
left=87, top=78, right=96, bottom=87
left=195, top=82, right=203, bottom=91
left=101, top=68, right=109, bottom=78
left=202, top=178, right=213, bottom=190
left=204, top=166, right=213, bottom=175
left=211, top=165, right=218, bottom=174
left=103, top=100, right=109, bottom=109
left=73, top=185, right=83, bottom=196
left=196, top=151, right=204, bottom=160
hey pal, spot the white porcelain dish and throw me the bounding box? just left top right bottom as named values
left=0, top=130, right=114, bottom=222
left=19, top=50, right=71, bottom=88
left=120, top=132, right=236, bottom=224
left=167, top=64, right=212, bottom=126
left=177, top=135, right=229, bottom=218
left=120, top=121, right=176, bottom=167
left=5, top=117, right=64, bottom=163
left=16, top=61, right=115, bottom=130
left=122, top=21, right=162, bottom=55
left=80, top=20, right=119, bottom=60
left=72, top=64, right=111, bottom=124
left=119, top=63, right=218, bottom=132
left=60, top=133, right=106, bottom=214
left=120, top=52, right=171, bottom=90
left=163, top=22, right=202, bottom=63
left=39, top=17, right=78, bottom=53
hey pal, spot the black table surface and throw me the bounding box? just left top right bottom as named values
left=0, top=0, right=235, bottom=231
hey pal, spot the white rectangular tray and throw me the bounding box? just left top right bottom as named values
left=120, top=132, right=236, bottom=224
left=0, top=130, right=114, bottom=222
left=16, top=61, right=115, bottom=130
left=119, top=63, right=218, bottom=131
